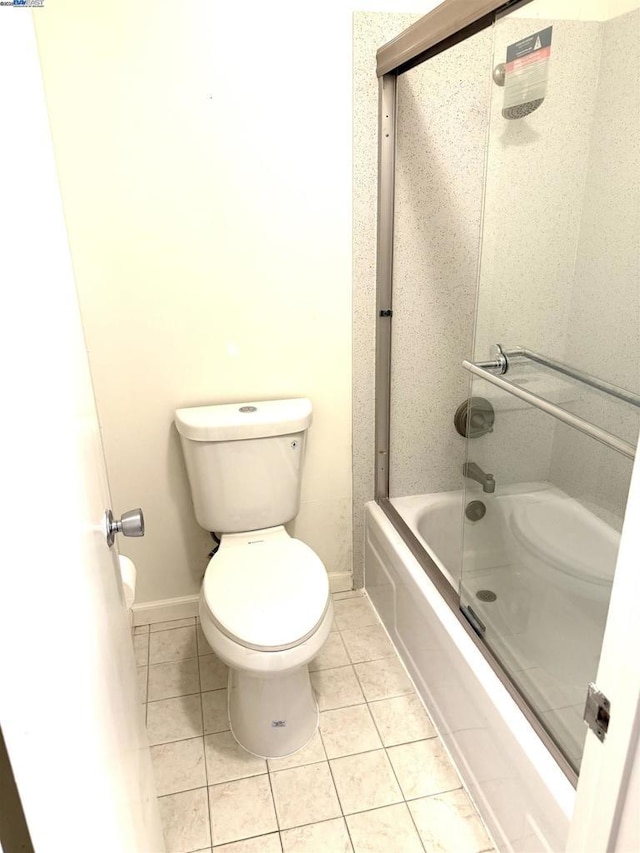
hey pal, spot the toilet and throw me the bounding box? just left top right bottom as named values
left=175, top=398, right=332, bottom=758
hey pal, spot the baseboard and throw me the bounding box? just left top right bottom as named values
left=133, top=573, right=353, bottom=626
left=329, top=572, right=353, bottom=593
left=132, top=594, right=200, bottom=626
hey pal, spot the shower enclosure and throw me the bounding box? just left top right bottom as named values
left=374, top=0, right=640, bottom=784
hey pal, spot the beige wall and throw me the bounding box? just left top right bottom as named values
left=35, top=0, right=394, bottom=603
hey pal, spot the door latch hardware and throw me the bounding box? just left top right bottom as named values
left=583, top=682, right=610, bottom=742
left=379, top=309, right=393, bottom=317
left=105, top=508, right=145, bottom=548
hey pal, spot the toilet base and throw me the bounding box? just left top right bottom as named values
left=228, top=666, right=319, bottom=759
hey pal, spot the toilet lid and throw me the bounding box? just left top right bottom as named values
left=510, top=496, right=619, bottom=585
left=202, top=538, right=330, bottom=651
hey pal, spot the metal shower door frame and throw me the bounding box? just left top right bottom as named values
left=372, top=4, right=640, bottom=844
left=371, top=0, right=581, bottom=785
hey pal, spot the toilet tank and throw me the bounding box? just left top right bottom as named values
left=175, top=398, right=312, bottom=534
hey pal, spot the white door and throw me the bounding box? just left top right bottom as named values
left=567, top=447, right=640, bottom=852
left=0, top=14, right=164, bottom=853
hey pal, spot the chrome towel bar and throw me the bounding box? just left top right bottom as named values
left=506, top=349, right=640, bottom=408
left=462, top=360, right=637, bottom=460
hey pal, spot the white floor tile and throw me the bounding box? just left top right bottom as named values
left=210, top=833, right=281, bottom=852
left=271, top=762, right=342, bottom=830
left=368, top=694, right=436, bottom=746
left=147, top=694, right=203, bottom=746
left=309, top=633, right=350, bottom=671
left=310, top=666, right=365, bottom=711
left=354, top=658, right=413, bottom=702
left=409, top=789, right=494, bottom=853
left=267, top=728, right=326, bottom=771
left=151, top=737, right=206, bottom=797
left=202, top=689, right=229, bottom=735
left=387, top=739, right=461, bottom=800
left=346, top=802, right=423, bottom=853
left=199, top=654, right=229, bottom=691
left=148, top=658, right=200, bottom=702
left=329, top=749, right=402, bottom=814
left=150, top=626, right=197, bottom=665
left=281, top=817, right=353, bottom=852
left=204, top=731, right=266, bottom=784
left=150, top=617, right=196, bottom=632
left=158, top=787, right=211, bottom=853
left=208, top=775, right=277, bottom=847
left=341, top=624, right=395, bottom=664
left=145, top=586, right=495, bottom=853
left=320, top=705, right=382, bottom=759
left=333, top=596, right=379, bottom=630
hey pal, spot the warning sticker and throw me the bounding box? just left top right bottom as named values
left=503, top=26, right=553, bottom=119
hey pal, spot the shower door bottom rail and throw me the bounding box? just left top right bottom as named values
left=462, top=360, right=637, bottom=460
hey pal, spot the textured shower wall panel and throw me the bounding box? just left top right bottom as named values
left=549, top=9, right=640, bottom=528
left=471, top=19, right=602, bottom=488
left=352, top=12, right=418, bottom=586
left=474, top=18, right=602, bottom=360
left=388, top=29, right=492, bottom=499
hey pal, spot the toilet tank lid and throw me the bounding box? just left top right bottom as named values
left=175, top=398, right=312, bottom=442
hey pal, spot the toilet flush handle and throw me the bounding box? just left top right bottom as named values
left=105, top=508, right=145, bottom=547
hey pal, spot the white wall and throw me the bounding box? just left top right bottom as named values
left=33, top=0, right=420, bottom=603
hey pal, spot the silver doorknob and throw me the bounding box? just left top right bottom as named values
left=105, top=508, right=145, bottom=547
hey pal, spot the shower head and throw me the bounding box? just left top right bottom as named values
left=493, top=26, right=552, bottom=121
left=492, top=62, right=545, bottom=120
left=502, top=98, right=544, bottom=120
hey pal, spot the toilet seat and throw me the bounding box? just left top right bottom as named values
left=202, top=536, right=330, bottom=652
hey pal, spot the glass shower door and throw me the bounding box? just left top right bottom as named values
left=459, top=0, right=640, bottom=773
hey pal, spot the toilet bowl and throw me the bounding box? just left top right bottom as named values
left=175, top=398, right=333, bottom=758
left=199, top=526, right=332, bottom=757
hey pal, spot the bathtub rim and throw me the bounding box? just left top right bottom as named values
left=376, top=494, right=579, bottom=788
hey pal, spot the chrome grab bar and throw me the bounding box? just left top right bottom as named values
left=462, top=360, right=637, bottom=460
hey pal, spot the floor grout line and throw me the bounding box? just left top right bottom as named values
left=318, top=725, right=356, bottom=852
left=196, top=654, right=214, bottom=851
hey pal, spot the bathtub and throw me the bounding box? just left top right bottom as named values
left=365, top=498, right=576, bottom=852
left=386, top=485, right=615, bottom=774
left=391, top=483, right=619, bottom=598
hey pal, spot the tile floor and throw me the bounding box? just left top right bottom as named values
left=134, top=592, right=495, bottom=853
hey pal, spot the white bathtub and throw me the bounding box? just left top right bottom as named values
left=387, top=485, right=616, bottom=776
left=365, top=499, right=576, bottom=852
left=391, top=482, right=619, bottom=596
